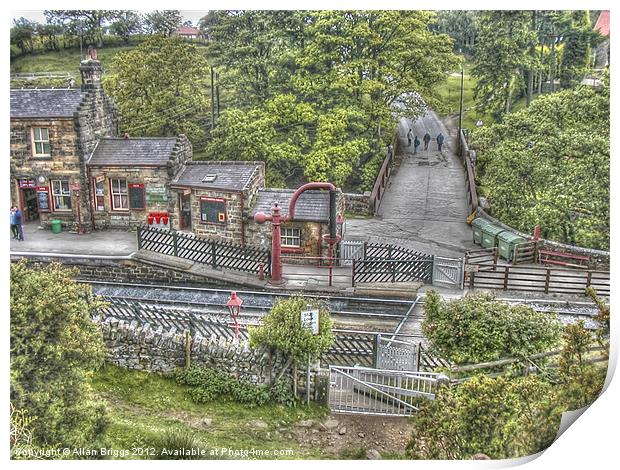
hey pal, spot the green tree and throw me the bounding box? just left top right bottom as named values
left=10, top=18, right=36, bottom=56
left=406, top=375, right=562, bottom=459
left=472, top=11, right=537, bottom=116
left=10, top=261, right=108, bottom=448
left=422, top=291, right=562, bottom=364
left=560, top=11, right=594, bottom=89
left=103, top=36, right=211, bottom=144
left=109, top=11, right=143, bottom=43
left=470, top=82, right=609, bottom=250
left=144, top=10, right=183, bottom=37
left=249, top=295, right=334, bottom=364
left=435, top=10, right=481, bottom=53
left=43, top=10, right=118, bottom=47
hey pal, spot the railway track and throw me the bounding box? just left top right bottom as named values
left=83, top=281, right=604, bottom=338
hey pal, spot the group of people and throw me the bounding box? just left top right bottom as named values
left=10, top=206, right=24, bottom=241
left=407, top=129, right=444, bottom=154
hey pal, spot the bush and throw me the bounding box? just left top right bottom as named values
left=152, top=428, right=205, bottom=460
left=406, top=375, right=562, bottom=460
left=176, top=366, right=294, bottom=408
left=422, top=290, right=562, bottom=364
left=249, top=295, right=334, bottom=364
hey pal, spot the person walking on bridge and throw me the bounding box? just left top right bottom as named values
left=413, top=136, right=420, bottom=155
left=423, top=132, right=431, bottom=151
left=407, top=128, right=413, bottom=146
left=437, top=132, right=445, bottom=152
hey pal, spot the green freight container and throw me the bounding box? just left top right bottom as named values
left=51, top=219, right=62, bottom=234
left=497, top=231, right=526, bottom=262
left=471, top=218, right=493, bottom=246
left=481, top=223, right=505, bottom=249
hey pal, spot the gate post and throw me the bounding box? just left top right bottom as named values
left=137, top=226, right=142, bottom=250
left=351, top=259, right=356, bottom=287
left=211, top=243, right=217, bottom=269
left=373, top=334, right=380, bottom=368
left=172, top=230, right=178, bottom=257
left=430, top=255, right=435, bottom=284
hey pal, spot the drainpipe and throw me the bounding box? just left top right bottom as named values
left=239, top=191, right=245, bottom=246
left=87, top=166, right=96, bottom=231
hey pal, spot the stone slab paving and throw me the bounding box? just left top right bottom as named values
left=344, top=110, right=476, bottom=258
left=9, top=222, right=137, bottom=256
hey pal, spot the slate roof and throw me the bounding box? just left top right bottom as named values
left=171, top=162, right=261, bottom=191
left=10, top=89, right=86, bottom=118
left=87, top=137, right=178, bottom=166
left=251, top=188, right=330, bottom=222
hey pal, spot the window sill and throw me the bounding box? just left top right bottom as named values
left=282, top=246, right=303, bottom=253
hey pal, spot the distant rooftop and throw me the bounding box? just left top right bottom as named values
left=10, top=88, right=86, bottom=118
left=171, top=161, right=262, bottom=192
left=594, top=10, right=610, bottom=37
left=251, top=188, right=331, bottom=222
left=87, top=137, right=179, bottom=166
left=174, top=26, right=201, bottom=36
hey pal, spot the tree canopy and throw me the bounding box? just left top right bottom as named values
left=10, top=261, right=108, bottom=448
left=470, top=79, right=609, bottom=250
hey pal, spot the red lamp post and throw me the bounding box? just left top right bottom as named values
left=226, top=291, right=243, bottom=339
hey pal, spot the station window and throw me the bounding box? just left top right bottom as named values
left=51, top=180, right=71, bottom=211
left=93, top=178, right=105, bottom=211
left=110, top=178, right=128, bottom=210
left=281, top=227, right=301, bottom=248
left=32, top=127, right=51, bottom=156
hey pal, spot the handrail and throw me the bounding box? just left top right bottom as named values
left=459, top=129, right=478, bottom=214
left=369, top=132, right=399, bottom=214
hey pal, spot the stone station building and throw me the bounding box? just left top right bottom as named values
left=10, top=53, right=345, bottom=262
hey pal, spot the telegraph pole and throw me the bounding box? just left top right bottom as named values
left=457, top=66, right=465, bottom=152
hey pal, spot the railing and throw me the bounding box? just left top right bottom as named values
left=137, top=225, right=271, bottom=276
left=369, top=132, right=399, bottom=214
left=353, top=259, right=433, bottom=285
left=282, top=256, right=352, bottom=288
left=458, top=130, right=479, bottom=214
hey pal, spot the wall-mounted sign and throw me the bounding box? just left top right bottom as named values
left=200, top=197, right=226, bottom=224
left=300, top=308, right=320, bottom=335
left=182, top=188, right=192, bottom=196
left=36, top=187, right=50, bottom=212
left=95, top=175, right=105, bottom=184
left=146, top=186, right=167, bottom=194
left=18, top=178, right=35, bottom=188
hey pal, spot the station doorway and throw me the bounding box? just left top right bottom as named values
left=20, top=187, right=39, bottom=223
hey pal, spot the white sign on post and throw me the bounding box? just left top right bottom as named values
left=300, top=308, right=320, bottom=336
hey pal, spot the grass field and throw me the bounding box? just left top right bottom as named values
left=91, top=364, right=331, bottom=460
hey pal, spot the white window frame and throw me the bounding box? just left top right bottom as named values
left=31, top=127, right=51, bottom=156
left=110, top=178, right=129, bottom=211
left=51, top=180, right=71, bottom=212
left=281, top=227, right=301, bottom=248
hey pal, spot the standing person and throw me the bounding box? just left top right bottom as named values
left=413, top=136, right=420, bottom=155
left=423, top=132, right=431, bottom=151
left=437, top=132, right=445, bottom=152
left=10, top=206, right=18, bottom=239
left=407, top=128, right=413, bottom=147
left=14, top=207, right=24, bottom=241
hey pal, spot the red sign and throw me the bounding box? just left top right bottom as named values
left=18, top=178, right=35, bottom=188
left=129, top=183, right=144, bottom=189
left=35, top=186, right=48, bottom=192
left=200, top=196, right=225, bottom=202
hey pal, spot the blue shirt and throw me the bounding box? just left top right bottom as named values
left=10, top=211, right=16, bottom=225
left=14, top=210, right=22, bottom=225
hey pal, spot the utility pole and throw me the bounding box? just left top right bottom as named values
left=457, top=66, right=465, bottom=152
left=210, top=66, right=215, bottom=131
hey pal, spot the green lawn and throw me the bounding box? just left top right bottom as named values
left=91, top=364, right=331, bottom=460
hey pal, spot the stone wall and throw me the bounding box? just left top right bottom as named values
left=10, top=117, right=85, bottom=230
left=98, top=317, right=325, bottom=399
left=342, top=192, right=371, bottom=215
left=11, top=254, right=233, bottom=287
left=88, top=167, right=172, bottom=230
left=166, top=134, right=193, bottom=179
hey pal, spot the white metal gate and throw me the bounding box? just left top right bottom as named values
left=376, top=336, right=418, bottom=371
left=432, top=256, right=464, bottom=289
left=328, top=366, right=440, bottom=416
left=340, top=240, right=365, bottom=266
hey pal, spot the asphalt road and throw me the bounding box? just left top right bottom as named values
left=344, top=110, right=475, bottom=258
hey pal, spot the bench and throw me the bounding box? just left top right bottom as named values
left=538, top=250, right=590, bottom=269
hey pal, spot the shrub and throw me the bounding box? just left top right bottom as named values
left=152, top=428, right=205, bottom=460
left=249, top=295, right=334, bottom=364
left=422, top=290, right=562, bottom=364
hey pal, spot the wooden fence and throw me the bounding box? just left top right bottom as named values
left=446, top=345, right=607, bottom=384
left=137, top=225, right=271, bottom=276
left=369, top=132, right=399, bottom=214
left=458, top=129, right=478, bottom=214
left=467, top=264, right=610, bottom=297
left=513, top=240, right=538, bottom=265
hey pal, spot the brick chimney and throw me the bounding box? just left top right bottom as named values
left=79, top=46, right=103, bottom=90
